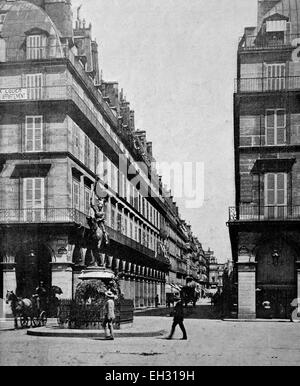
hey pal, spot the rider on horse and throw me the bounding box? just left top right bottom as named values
left=90, top=179, right=109, bottom=246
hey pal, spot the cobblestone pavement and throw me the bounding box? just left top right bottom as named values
left=1, top=313, right=300, bottom=366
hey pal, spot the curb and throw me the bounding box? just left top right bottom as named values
left=0, top=328, right=16, bottom=332
left=223, top=318, right=291, bottom=323
left=27, top=327, right=167, bottom=338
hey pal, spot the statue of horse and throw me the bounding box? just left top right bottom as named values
left=6, top=290, right=33, bottom=329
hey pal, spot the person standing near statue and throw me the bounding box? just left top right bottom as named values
left=103, top=291, right=116, bottom=340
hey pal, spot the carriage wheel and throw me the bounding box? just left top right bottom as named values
left=20, top=316, right=29, bottom=328
left=40, top=311, right=47, bottom=326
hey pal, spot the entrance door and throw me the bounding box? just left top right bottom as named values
left=16, top=245, right=51, bottom=299
left=256, top=240, right=297, bottom=318
left=264, top=173, right=287, bottom=219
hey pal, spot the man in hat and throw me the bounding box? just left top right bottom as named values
left=103, top=290, right=116, bottom=340
left=166, top=295, right=187, bottom=340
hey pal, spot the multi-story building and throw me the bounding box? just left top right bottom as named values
left=228, top=0, right=300, bottom=319
left=205, top=249, right=224, bottom=291
left=0, top=0, right=200, bottom=314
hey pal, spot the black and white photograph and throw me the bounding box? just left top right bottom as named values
left=0, top=0, right=300, bottom=370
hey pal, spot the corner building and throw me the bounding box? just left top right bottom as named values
left=0, top=0, right=196, bottom=314
left=228, top=0, right=300, bottom=319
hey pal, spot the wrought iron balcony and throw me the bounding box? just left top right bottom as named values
left=0, top=208, right=87, bottom=225
left=228, top=205, right=300, bottom=222
left=234, top=76, right=300, bottom=93
left=238, top=33, right=300, bottom=51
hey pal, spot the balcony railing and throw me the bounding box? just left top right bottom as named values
left=0, top=208, right=87, bottom=224
left=235, top=76, right=300, bottom=93
left=238, top=34, right=300, bottom=51
left=2, top=45, right=117, bottom=124
left=0, top=208, right=169, bottom=264
left=229, top=205, right=300, bottom=222
left=0, top=84, right=121, bottom=155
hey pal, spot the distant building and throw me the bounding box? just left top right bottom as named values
left=228, top=0, right=300, bottom=319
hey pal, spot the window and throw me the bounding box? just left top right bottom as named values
left=25, top=116, right=43, bottom=152
left=84, top=135, right=90, bottom=168
left=130, top=220, right=133, bottom=239
left=72, top=179, right=80, bottom=210
left=73, top=124, right=80, bottom=157
left=111, top=206, right=116, bottom=230
left=265, top=109, right=286, bottom=145
left=264, top=173, right=287, bottom=218
left=23, top=178, right=45, bottom=221
left=94, top=146, right=99, bottom=175
left=266, top=20, right=286, bottom=32
left=26, top=35, right=47, bottom=60
left=26, top=73, right=43, bottom=99
left=265, top=64, right=285, bottom=91
left=84, top=188, right=91, bottom=215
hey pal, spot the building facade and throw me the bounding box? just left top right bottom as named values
left=0, top=0, right=201, bottom=314
left=228, top=0, right=300, bottom=319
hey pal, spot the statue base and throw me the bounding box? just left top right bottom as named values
left=78, top=266, right=115, bottom=281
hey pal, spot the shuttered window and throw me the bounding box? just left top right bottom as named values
left=84, top=188, right=91, bottom=215
left=26, top=35, right=47, bottom=60
left=265, top=109, right=286, bottom=145
left=23, top=178, right=45, bottom=221
left=265, top=64, right=285, bottom=91
left=25, top=116, right=43, bottom=152
left=72, top=179, right=80, bottom=210
left=26, top=73, right=43, bottom=99
left=264, top=173, right=287, bottom=218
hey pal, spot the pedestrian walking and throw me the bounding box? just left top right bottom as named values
left=102, top=291, right=115, bottom=340
left=166, top=296, right=187, bottom=340
left=155, top=294, right=159, bottom=307
left=35, top=281, right=47, bottom=312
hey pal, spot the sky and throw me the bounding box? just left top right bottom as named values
left=71, top=0, right=258, bottom=262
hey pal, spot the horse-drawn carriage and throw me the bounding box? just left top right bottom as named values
left=181, top=285, right=200, bottom=307
left=6, top=286, right=62, bottom=329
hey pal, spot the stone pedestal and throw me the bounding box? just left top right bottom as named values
left=51, top=263, right=74, bottom=299
left=1, top=263, right=16, bottom=317
left=238, top=262, right=257, bottom=319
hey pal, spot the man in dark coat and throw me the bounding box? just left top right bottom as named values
left=166, top=297, right=187, bottom=340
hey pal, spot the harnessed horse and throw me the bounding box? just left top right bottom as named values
left=5, top=291, right=33, bottom=329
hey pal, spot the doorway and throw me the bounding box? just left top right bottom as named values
left=16, top=244, right=52, bottom=298
left=256, top=239, right=297, bottom=318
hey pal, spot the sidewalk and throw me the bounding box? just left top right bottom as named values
left=0, top=319, right=15, bottom=331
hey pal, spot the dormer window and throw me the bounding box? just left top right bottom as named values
left=266, top=20, right=287, bottom=32
left=26, top=35, right=47, bottom=60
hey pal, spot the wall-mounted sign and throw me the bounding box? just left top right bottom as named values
left=0, top=88, right=27, bottom=101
